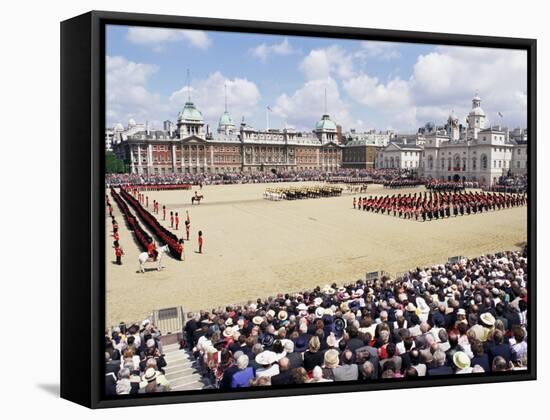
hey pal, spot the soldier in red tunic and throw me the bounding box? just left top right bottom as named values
left=147, top=239, right=157, bottom=261
left=198, top=230, right=203, bottom=254
left=115, top=245, right=124, bottom=265
left=175, top=212, right=180, bottom=230
left=170, top=211, right=174, bottom=228
left=163, top=205, right=166, bottom=221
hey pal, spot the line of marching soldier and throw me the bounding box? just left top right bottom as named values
left=353, top=190, right=527, bottom=221
left=383, top=179, right=423, bottom=189
left=425, top=180, right=467, bottom=192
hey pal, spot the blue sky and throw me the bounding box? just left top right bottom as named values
left=106, top=24, right=527, bottom=132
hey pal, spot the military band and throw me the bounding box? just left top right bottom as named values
left=354, top=190, right=526, bottom=222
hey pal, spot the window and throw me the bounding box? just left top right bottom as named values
left=481, top=155, right=488, bottom=170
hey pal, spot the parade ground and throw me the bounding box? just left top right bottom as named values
left=106, top=182, right=527, bottom=326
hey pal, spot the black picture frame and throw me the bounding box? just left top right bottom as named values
left=60, top=10, right=537, bottom=409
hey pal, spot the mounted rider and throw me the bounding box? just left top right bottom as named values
left=147, top=238, right=158, bottom=261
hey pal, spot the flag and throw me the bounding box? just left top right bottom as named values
left=498, top=112, right=503, bottom=118
left=267, top=106, right=273, bottom=112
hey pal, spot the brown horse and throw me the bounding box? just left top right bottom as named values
left=191, top=194, right=204, bottom=205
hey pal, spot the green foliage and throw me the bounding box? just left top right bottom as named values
left=105, top=151, right=128, bottom=173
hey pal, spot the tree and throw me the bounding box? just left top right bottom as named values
left=105, top=151, right=128, bottom=173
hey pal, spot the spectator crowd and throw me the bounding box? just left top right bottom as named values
left=177, top=248, right=528, bottom=390
left=105, top=169, right=413, bottom=188
left=105, top=320, right=170, bottom=395
left=105, top=248, right=528, bottom=394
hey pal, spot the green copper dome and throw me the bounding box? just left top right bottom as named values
left=315, top=114, right=337, bottom=131
left=218, top=110, right=235, bottom=127
left=178, top=102, right=204, bottom=122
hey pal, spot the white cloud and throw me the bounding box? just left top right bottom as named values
left=250, top=38, right=299, bottom=62
left=410, top=46, right=527, bottom=127
left=126, top=27, right=211, bottom=50
left=300, top=45, right=354, bottom=81
left=169, top=71, right=261, bottom=126
left=343, top=74, right=411, bottom=109
left=106, top=55, right=165, bottom=125
left=341, top=45, right=527, bottom=130
left=357, top=41, right=401, bottom=60
left=273, top=77, right=355, bottom=131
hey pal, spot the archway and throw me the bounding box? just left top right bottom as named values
left=453, top=174, right=460, bottom=182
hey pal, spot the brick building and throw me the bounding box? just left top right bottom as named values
left=113, top=100, right=342, bottom=174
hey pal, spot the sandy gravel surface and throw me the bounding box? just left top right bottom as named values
left=105, top=182, right=527, bottom=326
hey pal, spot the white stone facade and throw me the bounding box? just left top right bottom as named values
left=376, top=142, right=422, bottom=169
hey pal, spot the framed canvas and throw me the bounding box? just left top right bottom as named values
left=60, top=10, right=536, bottom=408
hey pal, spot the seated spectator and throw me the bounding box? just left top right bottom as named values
left=408, top=349, right=427, bottom=377
left=487, top=329, right=512, bottom=365
left=308, top=366, right=333, bottom=383
left=303, top=336, right=324, bottom=372
left=452, top=351, right=473, bottom=374
left=255, top=351, right=280, bottom=378
left=270, top=357, right=294, bottom=386
left=139, top=368, right=169, bottom=393
left=492, top=356, right=510, bottom=372
left=428, top=350, right=453, bottom=376
left=510, top=326, right=528, bottom=367
left=333, top=349, right=359, bottom=381
left=379, top=342, right=402, bottom=373
left=231, top=355, right=255, bottom=388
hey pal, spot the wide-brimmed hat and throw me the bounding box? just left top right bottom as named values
left=334, top=317, right=347, bottom=334
left=453, top=351, right=471, bottom=370
left=222, top=327, right=234, bottom=338
left=457, top=308, right=466, bottom=316
left=255, top=350, right=277, bottom=365
left=278, top=310, right=288, bottom=321
left=322, top=286, right=335, bottom=295
left=143, top=368, right=157, bottom=382
left=313, top=297, right=323, bottom=307
left=294, top=336, right=308, bottom=352
left=324, top=308, right=334, bottom=316
left=296, top=303, right=308, bottom=311
left=225, top=318, right=234, bottom=326
left=406, top=303, right=417, bottom=312
left=480, top=312, right=496, bottom=327
left=266, top=309, right=276, bottom=318
left=314, top=307, right=325, bottom=319
left=324, top=349, right=340, bottom=368
left=353, top=289, right=364, bottom=298
left=252, top=316, right=264, bottom=325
